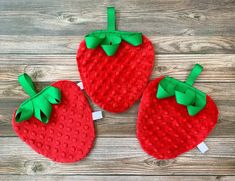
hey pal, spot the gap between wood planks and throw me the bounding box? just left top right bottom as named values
left=0, top=35, right=234, bottom=54
left=0, top=137, right=235, bottom=175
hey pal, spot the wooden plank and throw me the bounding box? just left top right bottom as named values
left=1, top=100, right=234, bottom=138
left=1, top=81, right=234, bottom=100
left=0, top=137, right=235, bottom=175
left=0, top=82, right=234, bottom=137
left=0, top=175, right=234, bottom=181
left=0, top=0, right=234, bottom=178
left=0, top=35, right=234, bottom=54
left=0, top=0, right=234, bottom=36
left=0, top=54, right=234, bottom=82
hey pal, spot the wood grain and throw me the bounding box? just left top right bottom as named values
left=0, top=0, right=234, bottom=179
left=0, top=137, right=235, bottom=175
left=1, top=99, right=234, bottom=138
left=0, top=175, right=234, bottom=181
left=0, top=0, right=234, bottom=36
left=0, top=54, right=234, bottom=82
left=0, top=83, right=234, bottom=137
left=0, top=35, right=234, bottom=54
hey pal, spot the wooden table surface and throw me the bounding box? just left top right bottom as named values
left=0, top=0, right=235, bottom=180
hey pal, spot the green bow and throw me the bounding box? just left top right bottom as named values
left=85, top=7, right=142, bottom=56
left=15, top=73, right=61, bottom=124
left=156, top=64, right=207, bottom=116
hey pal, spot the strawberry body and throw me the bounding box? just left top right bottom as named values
left=76, top=35, right=154, bottom=112
left=12, top=80, right=95, bottom=163
left=137, top=77, right=218, bottom=159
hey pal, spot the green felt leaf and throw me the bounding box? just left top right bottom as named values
left=15, top=101, right=34, bottom=122
left=156, top=64, right=207, bottom=116
left=15, top=73, right=61, bottom=124
left=84, top=7, right=143, bottom=56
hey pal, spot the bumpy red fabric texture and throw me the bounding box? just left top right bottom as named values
left=76, top=35, right=154, bottom=113
left=12, top=81, right=95, bottom=163
left=137, top=77, right=218, bottom=159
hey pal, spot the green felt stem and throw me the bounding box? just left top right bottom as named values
left=15, top=73, right=61, bottom=124
left=107, top=7, right=116, bottom=31
left=85, top=7, right=142, bottom=56
left=156, top=64, right=207, bottom=116
left=186, top=64, right=203, bottom=86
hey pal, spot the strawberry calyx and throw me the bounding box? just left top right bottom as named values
left=85, top=7, right=142, bottom=56
left=15, top=73, right=61, bottom=124
left=156, top=64, right=207, bottom=116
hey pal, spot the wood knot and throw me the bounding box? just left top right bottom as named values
left=187, top=13, right=206, bottom=21
left=31, top=162, right=44, bottom=173
left=144, top=157, right=176, bottom=168
left=24, top=160, right=48, bottom=175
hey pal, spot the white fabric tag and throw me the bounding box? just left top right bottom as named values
left=197, top=142, right=209, bottom=153
left=92, top=111, right=103, bottom=120
left=77, top=82, right=84, bottom=90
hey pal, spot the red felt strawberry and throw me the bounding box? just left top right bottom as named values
left=137, top=64, right=218, bottom=159
left=12, top=73, right=95, bottom=163
left=76, top=7, right=154, bottom=113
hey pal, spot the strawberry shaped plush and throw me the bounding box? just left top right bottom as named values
left=76, top=7, right=154, bottom=112
left=12, top=73, right=95, bottom=163
left=137, top=64, right=219, bottom=159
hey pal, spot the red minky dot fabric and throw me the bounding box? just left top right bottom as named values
left=137, top=77, right=218, bottom=159
left=12, top=80, right=95, bottom=163
left=76, top=35, right=154, bottom=113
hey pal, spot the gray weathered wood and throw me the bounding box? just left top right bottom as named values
left=0, top=99, right=234, bottom=138
left=0, top=54, right=234, bottom=82
left=1, top=81, right=234, bottom=100
left=0, top=82, right=234, bottom=137
left=0, top=137, right=235, bottom=175
left=0, top=35, right=234, bottom=54
left=0, top=0, right=234, bottom=178
left=0, top=0, right=234, bottom=36
left=0, top=175, right=234, bottom=181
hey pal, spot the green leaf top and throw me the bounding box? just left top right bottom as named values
left=15, top=73, right=61, bottom=124
left=156, top=64, right=207, bottom=116
left=85, top=7, right=142, bottom=56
